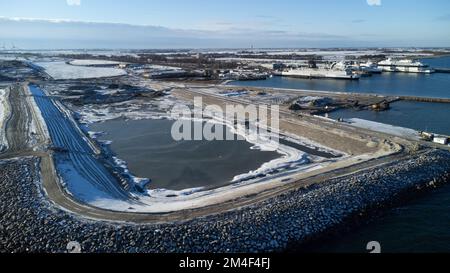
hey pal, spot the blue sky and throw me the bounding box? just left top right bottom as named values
left=1, top=0, right=450, bottom=49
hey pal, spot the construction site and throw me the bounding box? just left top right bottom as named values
left=1, top=50, right=450, bottom=253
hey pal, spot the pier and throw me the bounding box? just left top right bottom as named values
left=399, top=96, right=450, bottom=103
left=435, top=68, right=450, bottom=73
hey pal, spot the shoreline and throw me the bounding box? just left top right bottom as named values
left=0, top=78, right=449, bottom=253
left=225, top=82, right=450, bottom=101
left=5, top=85, right=450, bottom=252
left=2, top=50, right=450, bottom=253
left=1, top=148, right=449, bottom=253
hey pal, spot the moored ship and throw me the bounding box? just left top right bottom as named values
left=279, top=62, right=360, bottom=80
left=359, top=61, right=383, bottom=74
left=378, top=58, right=435, bottom=73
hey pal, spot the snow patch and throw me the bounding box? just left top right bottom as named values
left=347, top=118, right=420, bottom=140
left=0, top=88, right=9, bottom=151
left=34, top=61, right=127, bottom=80
left=77, top=96, right=178, bottom=124
left=69, top=59, right=123, bottom=66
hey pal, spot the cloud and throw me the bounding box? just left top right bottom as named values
left=66, top=0, right=81, bottom=6
left=0, top=16, right=355, bottom=49
left=367, top=0, right=381, bottom=6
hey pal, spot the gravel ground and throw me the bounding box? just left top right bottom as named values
left=1, top=149, right=450, bottom=253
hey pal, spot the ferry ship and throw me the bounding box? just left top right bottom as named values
left=359, top=61, right=383, bottom=74
left=280, top=62, right=360, bottom=80
left=377, top=58, right=435, bottom=73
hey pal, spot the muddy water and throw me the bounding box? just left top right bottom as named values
left=91, top=118, right=280, bottom=190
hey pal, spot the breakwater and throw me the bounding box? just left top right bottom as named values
left=435, top=68, right=450, bottom=73
left=1, top=149, right=450, bottom=253
left=399, top=96, right=450, bottom=103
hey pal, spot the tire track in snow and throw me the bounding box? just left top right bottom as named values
left=29, top=84, right=132, bottom=202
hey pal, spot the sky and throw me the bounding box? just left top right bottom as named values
left=0, top=0, right=449, bottom=49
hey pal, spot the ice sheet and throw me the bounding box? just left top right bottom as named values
left=34, top=61, right=127, bottom=80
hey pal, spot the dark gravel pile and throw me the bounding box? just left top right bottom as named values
left=1, top=150, right=450, bottom=253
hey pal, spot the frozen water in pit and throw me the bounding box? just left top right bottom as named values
left=29, top=84, right=340, bottom=212
left=90, top=118, right=283, bottom=191
left=89, top=117, right=342, bottom=193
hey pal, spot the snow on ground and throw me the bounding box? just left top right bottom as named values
left=0, top=89, right=6, bottom=124
left=347, top=118, right=420, bottom=140
left=217, top=49, right=436, bottom=63
left=35, top=61, right=127, bottom=80
left=146, top=65, right=184, bottom=71
left=78, top=96, right=178, bottom=124
left=205, top=114, right=327, bottom=183
left=0, top=55, right=24, bottom=61
left=0, top=88, right=8, bottom=151
left=85, top=149, right=338, bottom=213
left=61, top=113, right=338, bottom=213
left=72, top=99, right=340, bottom=212
left=69, top=59, right=124, bottom=66
left=29, top=82, right=346, bottom=213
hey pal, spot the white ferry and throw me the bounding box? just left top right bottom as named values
left=377, top=58, right=435, bottom=73
left=359, top=61, right=383, bottom=74
left=280, top=62, right=360, bottom=80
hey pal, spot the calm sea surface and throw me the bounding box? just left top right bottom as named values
left=230, top=56, right=450, bottom=99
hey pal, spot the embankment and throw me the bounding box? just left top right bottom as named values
left=1, top=149, right=449, bottom=253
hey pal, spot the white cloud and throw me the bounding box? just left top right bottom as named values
left=367, top=0, right=381, bottom=6
left=66, top=0, right=81, bottom=6
left=0, top=16, right=356, bottom=49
